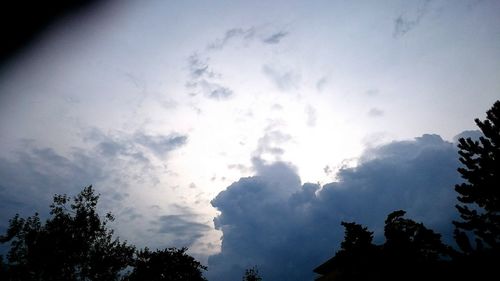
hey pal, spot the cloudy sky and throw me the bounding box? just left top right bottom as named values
left=0, top=0, right=499, bottom=280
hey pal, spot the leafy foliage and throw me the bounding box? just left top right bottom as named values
left=0, top=186, right=134, bottom=281
left=318, top=212, right=451, bottom=281
left=0, top=186, right=207, bottom=281
left=242, top=266, right=262, bottom=281
left=454, top=100, right=500, bottom=251
left=125, top=247, right=207, bottom=281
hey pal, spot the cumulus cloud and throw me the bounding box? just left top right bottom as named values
left=208, top=133, right=462, bottom=281
left=452, top=130, right=482, bottom=142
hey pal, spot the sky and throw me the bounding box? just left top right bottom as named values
left=0, top=0, right=499, bottom=280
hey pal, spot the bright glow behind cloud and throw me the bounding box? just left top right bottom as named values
left=1, top=0, right=500, bottom=268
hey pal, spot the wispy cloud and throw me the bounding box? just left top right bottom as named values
left=185, top=53, right=233, bottom=100
left=393, top=0, right=432, bottom=39
left=316, top=77, right=328, bottom=92
left=155, top=214, right=212, bottom=246
left=305, top=105, right=317, bottom=127
left=207, top=27, right=255, bottom=50
left=262, top=31, right=288, bottom=44
left=368, top=107, right=384, bottom=117
left=187, top=53, right=214, bottom=79
left=262, top=64, right=300, bottom=92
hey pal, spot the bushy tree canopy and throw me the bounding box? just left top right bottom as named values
left=0, top=186, right=207, bottom=281
left=0, top=186, right=134, bottom=281
left=125, top=247, right=207, bottom=281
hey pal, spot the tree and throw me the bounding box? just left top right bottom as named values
left=454, top=100, right=500, bottom=251
left=384, top=210, right=451, bottom=262
left=333, top=222, right=379, bottom=280
left=125, top=247, right=207, bottom=281
left=0, top=186, right=135, bottom=281
left=339, top=221, right=375, bottom=253
left=242, top=266, right=262, bottom=281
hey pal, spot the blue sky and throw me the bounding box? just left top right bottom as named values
left=0, top=1, right=499, bottom=280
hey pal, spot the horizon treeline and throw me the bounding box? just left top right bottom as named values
left=315, top=100, right=499, bottom=281
left=1, top=100, right=499, bottom=281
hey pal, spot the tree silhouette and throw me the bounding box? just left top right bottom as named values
left=332, top=222, right=379, bottom=280
left=124, top=247, right=207, bottom=281
left=315, top=211, right=452, bottom=281
left=452, top=100, right=500, bottom=280
left=384, top=210, right=451, bottom=262
left=0, top=186, right=208, bottom=281
left=454, top=100, right=500, bottom=251
left=242, top=266, right=262, bottom=281
left=0, top=186, right=134, bottom=281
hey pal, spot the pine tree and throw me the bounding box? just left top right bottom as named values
left=454, top=100, right=500, bottom=251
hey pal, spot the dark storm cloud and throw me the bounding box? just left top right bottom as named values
left=262, top=31, right=288, bottom=44
left=393, top=0, right=432, bottom=39
left=0, top=129, right=188, bottom=235
left=208, top=133, right=462, bottom=281
left=452, top=130, right=482, bottom=142
left=0, top=144, right=106, bottom=229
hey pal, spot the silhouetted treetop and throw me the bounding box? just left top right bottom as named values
left=454, top=100, right=500, bottom=251
left=339, top=221, right=374, bottom=252
left=384, top=210, right=451, bottom=262
left=0, top=186, right=207, bottom=281
left=0, top=186, right=134, bottom=281
left=125, top=247, right=207, bottom=281
left=242, top=266, right=262, bottom=281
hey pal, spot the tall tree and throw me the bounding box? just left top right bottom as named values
left=125, top=247, right=207, bottom=281
left=334, top=222, right=378, bottom=280
left=454, top=100, right=500, bottom=251
left=384, top=210, right=450, bottom=262
left=0, top=186, right=134, bottom=281
left=381, top=210, right=451, bottom=281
